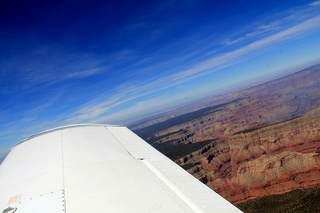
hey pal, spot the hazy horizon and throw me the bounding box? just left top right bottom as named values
left=1, top=0, right=320, bottom=159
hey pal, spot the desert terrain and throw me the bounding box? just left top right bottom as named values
left=131, top=64, right=320, bottom=210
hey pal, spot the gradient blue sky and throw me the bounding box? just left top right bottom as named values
left=1, top=0, right=320, bottom=159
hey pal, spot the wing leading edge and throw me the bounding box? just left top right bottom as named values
left=0, top=124, right=242, bottom=213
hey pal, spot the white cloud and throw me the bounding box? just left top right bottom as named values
left=4, top=44, right=107, bottom=90
left=11, top=2, right=319, bottom=129
left=65, top=67, right=105, bottom=79
left=61, top=14, right=320, bottom=125
left=168, top=15, right=320, bottom=82
left=310, top=0, right=320, bottom=6
left=95, top=98, right=165, bottom=124
left=223, top=2, right=320, bottom=47
left=3, top=0, right=320, bottom=159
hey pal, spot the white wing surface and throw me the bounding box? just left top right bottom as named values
left=0, top=124, right=242, bottom=213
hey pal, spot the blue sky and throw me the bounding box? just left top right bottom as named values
left=1, top=0, right=320, bottom=159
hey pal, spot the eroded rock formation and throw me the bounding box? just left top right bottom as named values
left=133, top=65, right=320, bottom=204
left=176, top=116, right=320, bottom=203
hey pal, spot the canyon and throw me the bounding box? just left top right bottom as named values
left=175, top=116, right=320, bottom=203
left=132, top=64, right=320, bottom=205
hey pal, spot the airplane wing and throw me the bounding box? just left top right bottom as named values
left=0, top=124, right=242, bottom=213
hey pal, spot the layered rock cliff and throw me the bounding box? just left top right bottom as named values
left=133, top=64, right=320, bottom=204
left=176, top=116, right=320, bottom=203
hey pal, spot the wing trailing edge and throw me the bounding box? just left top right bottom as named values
left=0, top=124, right=242, bottom=213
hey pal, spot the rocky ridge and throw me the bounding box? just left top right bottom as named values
left=133, top=64, right=320, bottom=204
left=176, top=116, right=320, bottom=203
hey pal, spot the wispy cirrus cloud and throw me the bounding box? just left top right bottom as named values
left=2, top=1, right=320, bottom=151
left=310, top=0, right=320, bottom=6
left=159, top=15, right=320, bottom=85
left=223, top=1, right=320, bottom=47
left=65, top=12, right=320, bottom=125
left=0, top=43, right=107, bottom=94
left=3, top=0, right=320, bottom=164
left=222, top=22, right=281, bottom=46
left=22, top=62, right=105, bottom=85
left=64, top=67, right=105, bottom=79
